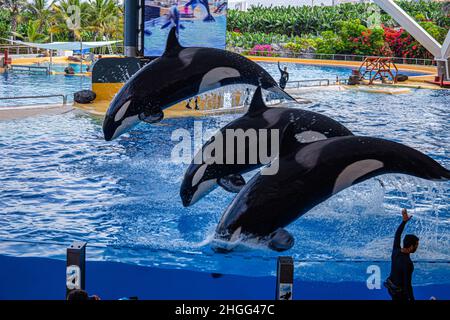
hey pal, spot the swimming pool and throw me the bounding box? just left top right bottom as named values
left=0, top=75, right=448, bottom=290
left=0, top=68, right=90, bottom=107
left=0, top=61, right=428, bottom=108
left=260, top=61, right=427, bottom=80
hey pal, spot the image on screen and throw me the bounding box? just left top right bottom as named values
left=143, top=0, right=228, bottom=57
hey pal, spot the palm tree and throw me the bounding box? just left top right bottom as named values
left=28, top=0, right=52, bottom=34
left=11, top=20, right=49, bottom=53
left=85, top=0, right=122, bottom=41
left=0, top=0, right=28, bottom=37
left=12, top=20, right=48, bottom=41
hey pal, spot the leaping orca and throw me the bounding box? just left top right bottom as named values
left=103, top=28, right=292, bottom=141
left=212, top=134, right=450, bottom=252
left=185, top=0, right=215, bottom=22
left=180, top=87, right=353, bottom=207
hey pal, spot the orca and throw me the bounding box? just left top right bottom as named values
left=185, top=0, right=215, bottom=22
left=161, top=5, right=185, bottom=35
left=212, top=134, right=450, bottom=252
left=180, top=87, right=353, bottom=207
left=102, top=28, right=292, bottom=141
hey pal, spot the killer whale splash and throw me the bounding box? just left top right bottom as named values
left=102, top=26, right=449, bottom=253
left=103, top=27, right=292, bottom=141
left=211, top=132, right=450, bottom=252
left=180, top=86, right=354, bottom=207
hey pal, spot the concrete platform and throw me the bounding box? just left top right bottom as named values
left=0, top=104, right=75, bottom=121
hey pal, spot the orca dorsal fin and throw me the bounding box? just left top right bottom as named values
left=279, top=122, right=299, bottom=157
left=246, top=87, right=268, bottom=116
left=163, top=27, right=183, bottom=56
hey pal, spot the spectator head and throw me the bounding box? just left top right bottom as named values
left=67, top=289, right=89, bottom=300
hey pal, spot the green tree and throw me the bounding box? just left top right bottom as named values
left=85, top=0, right=122, bottom=41
left=0, top=0, right=27, bottom=37
left=0, top=9, right=11, bottom=41
left=28, top=0, right=51, bottom=35
left=316, top=31, right=344, bottom=54
left=12, top=20, right=48, bottom=43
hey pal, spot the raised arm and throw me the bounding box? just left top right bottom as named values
left=393, top=209, right=412, bottom=250
left=393, top=221, right=406, bottom=249
left=278, top=61, right=282, bottom=72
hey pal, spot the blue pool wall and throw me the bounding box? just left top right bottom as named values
left=1, top=254, right=448, bottom=300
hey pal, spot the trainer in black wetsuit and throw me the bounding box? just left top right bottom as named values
left=278, top=61, right=289, bottom=89
left=385, top=209, right=419, bottom=301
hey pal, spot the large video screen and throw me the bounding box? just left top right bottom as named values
left=143, top=0, right=228, bottom=57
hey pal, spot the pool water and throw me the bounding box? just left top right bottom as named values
left=0, top=60, right=427, bottom=108
left=0, top=78, right=448, bottom=286
left=47, top=63, right=90, bottom=73
left=0, top=69, right=90, bottom=106
left=260, top=61, right=427, bottom=81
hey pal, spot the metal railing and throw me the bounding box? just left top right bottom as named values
left=229, top=48, right=436, bottom=66
left=10, top=65, right=50, bottom=74
left=0, top=94, right=68, bottom=105
left=0, top=44, right=39, bottom=55
left=0, top=43, right=125, bottom=56
left=287, top=78, right=331, bottom=88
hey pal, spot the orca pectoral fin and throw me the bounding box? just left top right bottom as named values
left=139, top=106, right=164, bottom=124
left=179, top=24, right=186, bottom=30
left=268, top=228, right=295, bottom=252
left=218, top=174, right=246, bottom=193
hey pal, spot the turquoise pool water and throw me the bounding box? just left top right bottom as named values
left=0, top=72, right=448, bottom=287
left=0, top=66, right=90, bottom=106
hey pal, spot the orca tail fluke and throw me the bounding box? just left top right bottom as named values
left=203, top=14, right=215, bottom=22
left=406, top=151, right=450, bottom=182
left=357, top=138, right=450, bottom=183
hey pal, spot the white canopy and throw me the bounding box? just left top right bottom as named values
left=3, top=39, right=120, bottom=51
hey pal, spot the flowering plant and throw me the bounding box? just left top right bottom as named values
left=249, top=44, right=275, bottom=57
